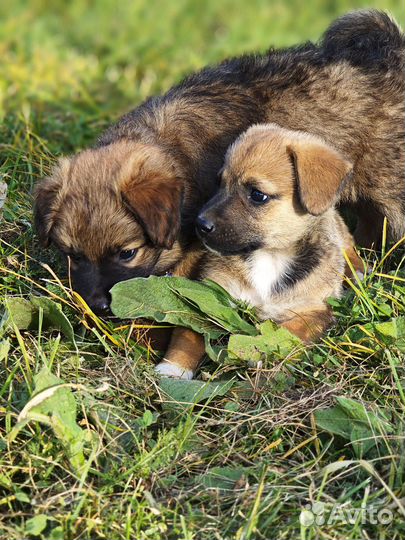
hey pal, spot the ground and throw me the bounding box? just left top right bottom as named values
left=1, top=1, right=405, bottom=539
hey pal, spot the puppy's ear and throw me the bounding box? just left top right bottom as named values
left=33, top=158, right=70, bottom=246
left=287, top=140, right=352, bottom=215
left=119, top=153, right=183, bottom=249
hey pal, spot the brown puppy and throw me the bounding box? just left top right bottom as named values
left=155, top=124, right=362, bottom=378
left=34, top=11, right=404, bottom=315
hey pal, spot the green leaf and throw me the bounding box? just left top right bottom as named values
left=350, top=424, right=375, bottom=457
left=1, top=297, right=36, bottom=330
left=224, top=401, right=240, bottom=412
left=0, top=473, right=12, bottom=489
left=344, top=317, right=405, bottom=352
left=374, top=319, right=397, bottom=340
left=228, top=320, right=301, bottom=363
left=31, top=296, right=75, bottom=342
left=141, top=410, right=155, bottom=428
left=197, top=466, right=251, bottom=490
left=376, top=303, right=393, bottom=317
left=393, top=316, right=405, bottom=352
left=9, top=368, right=94, bottom=475
left=159, top=378, right=234, bottom=406
left=314, top=397, right=393, bottom=457
left=0, top=339, right=10, bottom=361
left=169, top=278, right=257, bottom=335
left=1, top=296, right=74, bottom=342
left=48, top=526, right=64, bottom=540
left=204, top=334, right=227, bottom=362
left=25, top=514, right=49, bottom=536
left=314, top=405, right=352, bottom=439
left=15, top=491, right=30, bottom=503
left=335, top=397, right=391, bottom=432
left=110, top=276, right=223, bottom=338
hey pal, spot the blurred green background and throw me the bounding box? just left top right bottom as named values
left=0, top=0, right=403, bottom=130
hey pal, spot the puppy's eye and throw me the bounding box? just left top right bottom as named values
left=249, top=189, right=269, bottom=204
left=119, top=249, right=137, bottom=262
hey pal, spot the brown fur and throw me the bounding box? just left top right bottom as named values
left=287, top=141, right=352, bottom=215
left=281, top=308, right=335, bottom=343
left=119, top=144, right=184, bottom=249
left=163, top=327, right=207, bottom=372
left=157, top=125, right=362, bottom=376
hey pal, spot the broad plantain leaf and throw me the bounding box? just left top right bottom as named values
left=110, top=276, right=256, bottom=338
left=197, top=466, right=253, bottom=490
left=393, top=316, right=405, bottom=352
left=24, top=514, right=49, bottom=536
left=168, top=278, right=256, bottom=335
left=111, top=276, right=223, bottom=338
left=1, top=296, right=74, bottom=342
left=314, top=405, right=352, bottom=439
left=1, top=297, right=36, bottom=330
left=9, top=368, right=94, bottom=474
left=159, top=378, right=234, bottom=406
left=228, top=320, right=302, bottom=363
left=111, top=277, right=304, bottom=365
left=335, top=396, right=391, bottom=431
left=314, top=397, right=393, bottom=457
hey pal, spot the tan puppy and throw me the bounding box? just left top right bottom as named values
left=156, top=124, right=362, bottom=378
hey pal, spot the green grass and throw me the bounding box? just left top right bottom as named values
left=1, top=1, right=405, bottom=539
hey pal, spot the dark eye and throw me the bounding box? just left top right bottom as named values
left=249, top=189, right=269, bottom=204
left=119, top=249, right=137, bottom=262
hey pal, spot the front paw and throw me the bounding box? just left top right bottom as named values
left=155, top=361, right=194, bottom=380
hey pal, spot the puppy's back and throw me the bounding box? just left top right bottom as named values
left=321, top=9, right=404, bottom=68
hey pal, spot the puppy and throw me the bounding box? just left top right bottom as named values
left=155, top=124, right=361, bottom=377
left=34, top=10, right=404, bottom=315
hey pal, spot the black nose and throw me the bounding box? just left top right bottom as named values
left=89, top=297, right=111, bottom=316
left=197, top=215, right=215, bottom=235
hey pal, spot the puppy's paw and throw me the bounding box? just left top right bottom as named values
left=155, top=361, right=194, bottom=380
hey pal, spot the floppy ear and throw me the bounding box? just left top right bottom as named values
left=287, top=140, right=352, bottom=215
left=33, top=158, right=70, bottom=246
left=120, top=157, right=184, bottom=249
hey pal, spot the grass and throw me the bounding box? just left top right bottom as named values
left=1, top=1, right=405, bottom=539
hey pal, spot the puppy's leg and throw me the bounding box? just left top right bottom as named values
left=344, top=245, right=364, bottom=279
left=342, top=230, right=364, bottom=280
left=144, top=327, right=172, bottom=351
left=336, top=214, right=364, bottom=279
left=155, top=327, right=205, bottom=379
left=281, top=307, right=334, bottom=343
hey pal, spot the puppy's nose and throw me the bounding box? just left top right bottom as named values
left=197, top=215, right=215, bottom=235
left=90, top=298, right=111, bottom=316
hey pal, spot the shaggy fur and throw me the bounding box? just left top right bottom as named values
left=156, top=124, right=363, bottom=377
left=34, top=10, right=404, bottom=313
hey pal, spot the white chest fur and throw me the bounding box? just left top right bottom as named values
left=248, top=251, right=290, bottom=300
left=225, top=250, right=290, bottom=319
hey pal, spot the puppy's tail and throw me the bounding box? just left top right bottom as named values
left=321, top=10, right=404, bottom=68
